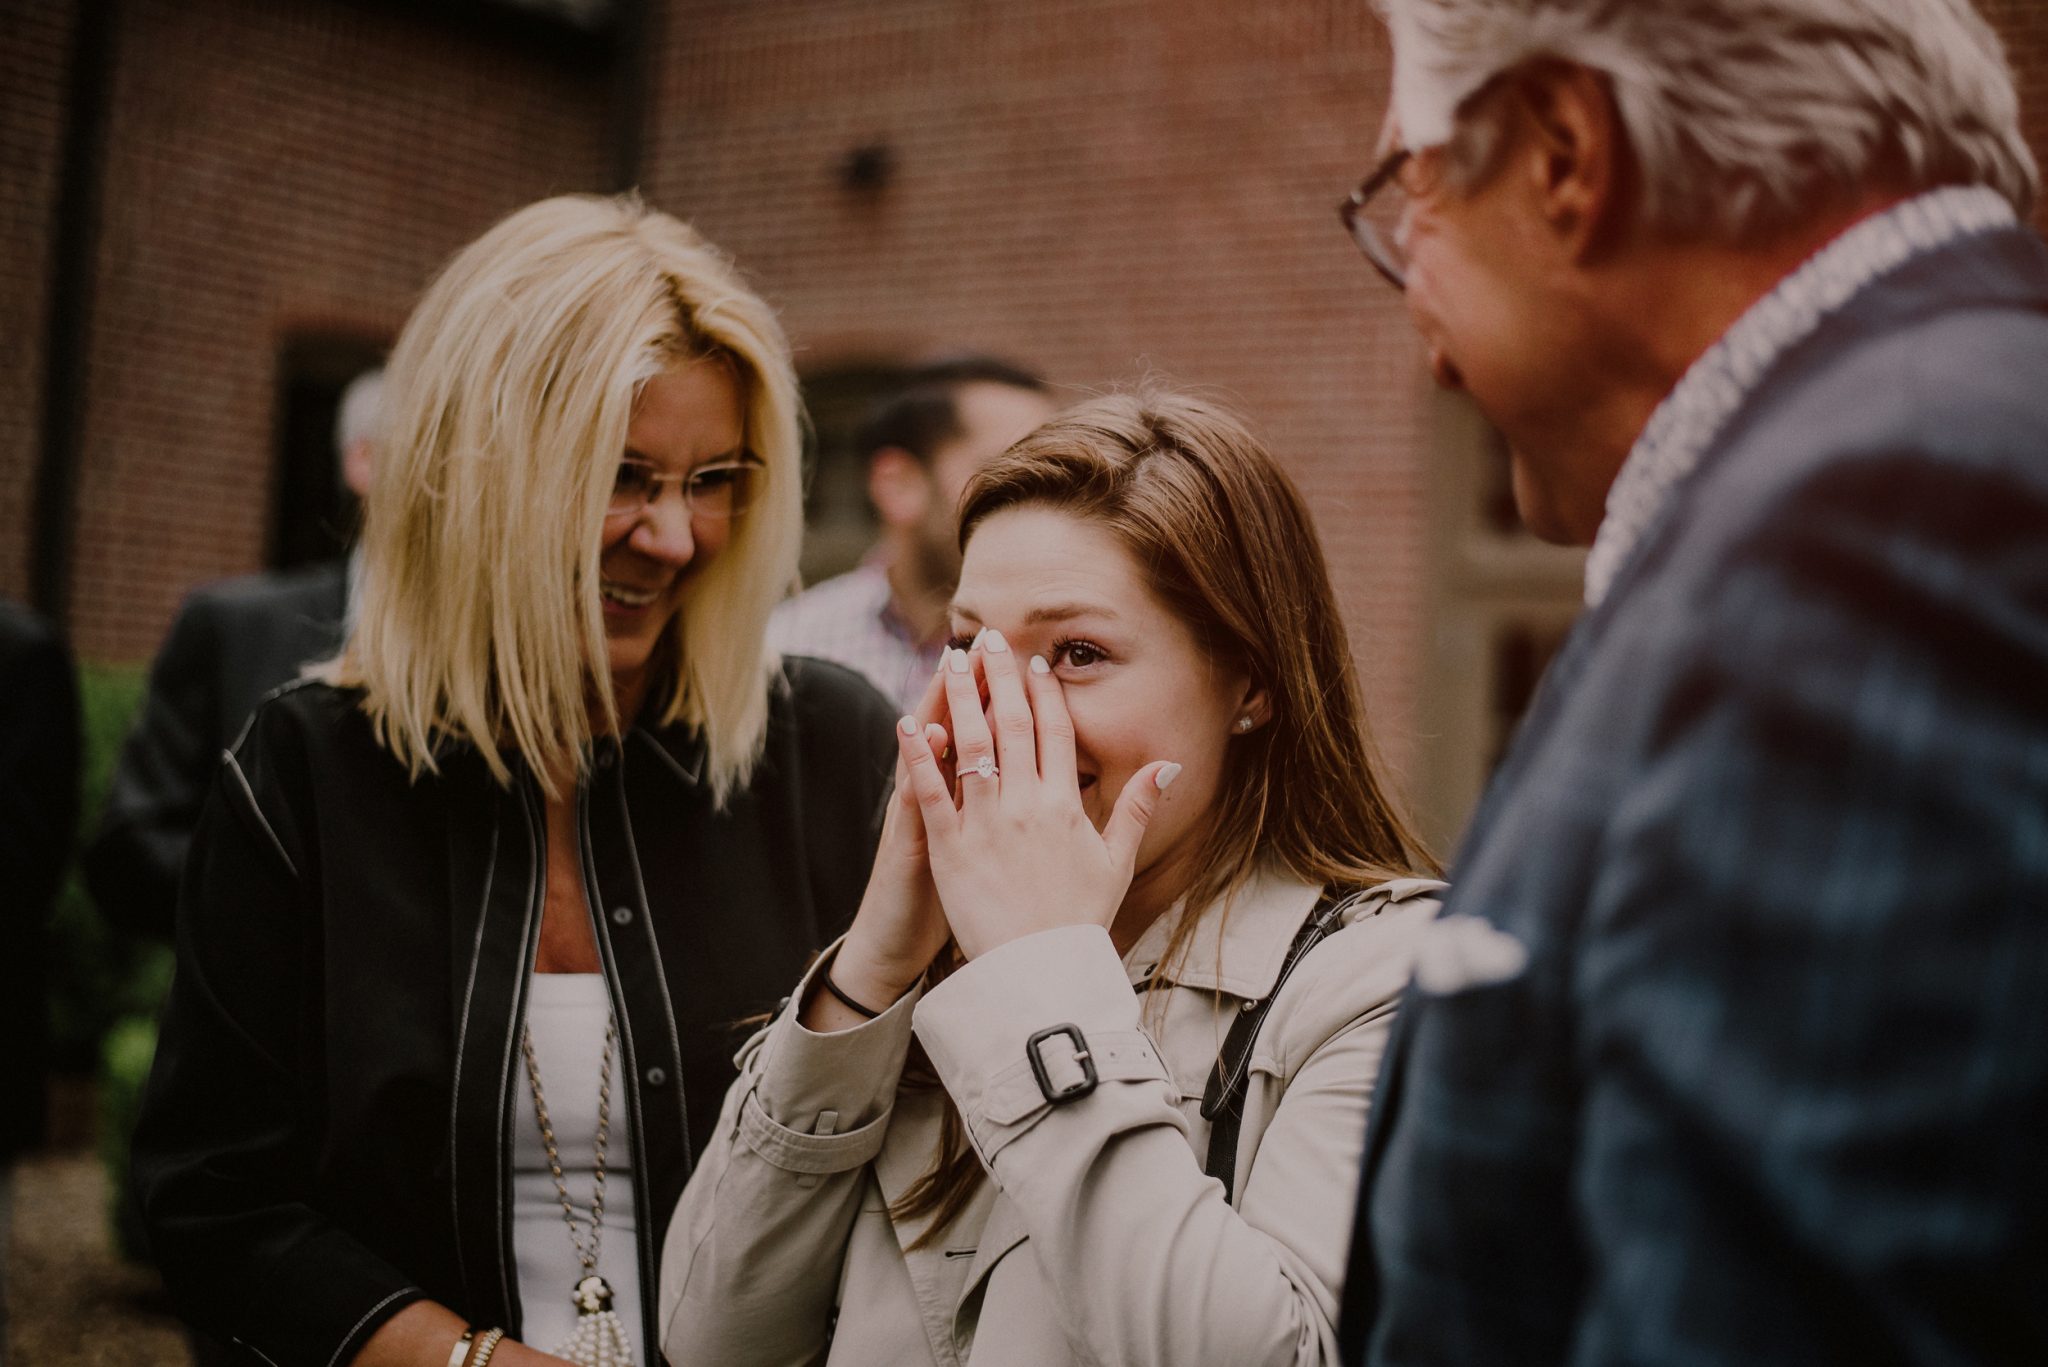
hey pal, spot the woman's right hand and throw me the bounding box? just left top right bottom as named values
left=804, top=663, right=957, bottom=1028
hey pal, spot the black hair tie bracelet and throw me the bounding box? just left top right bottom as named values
left=821, top=967, right=883, bottom=1019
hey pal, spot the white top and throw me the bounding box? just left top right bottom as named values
left=514, top=973, right=645, bottom=1366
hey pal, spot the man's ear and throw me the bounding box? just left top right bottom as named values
left=1511, top=59, right=1629, bottom=264
left=341, top=437, right=375, bottom=501
left=867, top=447, right=932, bottom=529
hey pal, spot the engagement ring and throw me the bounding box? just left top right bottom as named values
left=968, top=756, right=999, bottom=780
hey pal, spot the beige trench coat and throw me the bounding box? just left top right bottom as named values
left=659, top=870, right=1443, bottom=1366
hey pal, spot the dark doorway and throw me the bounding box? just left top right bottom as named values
left=270, top=335, right=385, bottom=571
left=796, top=362, right=915, bottom=585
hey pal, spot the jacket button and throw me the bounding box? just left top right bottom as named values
left=644, top=1067, right=667, bottom=1087
left=611, top=906, right=634, bottom=926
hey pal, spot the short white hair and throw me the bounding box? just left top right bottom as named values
left=1380, top=0, right=2039, bottom=242
left=335, top=367, right=385, bottom=455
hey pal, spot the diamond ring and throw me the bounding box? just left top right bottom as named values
left=965, top=755, right=999, bottom=780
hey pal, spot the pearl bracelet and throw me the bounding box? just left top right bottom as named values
left=469, top=1328, right=508, bottom=1367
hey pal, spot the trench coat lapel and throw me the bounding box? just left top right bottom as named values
left=872, top=1088, right=982, bottom=1365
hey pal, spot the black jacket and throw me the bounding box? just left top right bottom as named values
left=86, top=560, right=350, bottom=938
left=132, top=659, right=896, bottom=1366
left=0, top=601, right=80, bottom=1161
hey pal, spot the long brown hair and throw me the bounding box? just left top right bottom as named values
left=891, top=389, right=1437, bottom=1244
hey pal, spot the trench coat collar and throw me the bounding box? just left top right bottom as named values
left=1123, top=866, right=1324, bottom=1002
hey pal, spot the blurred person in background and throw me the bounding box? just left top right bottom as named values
left=0, top=601, right=81, bottom=1366
left=84, top=366, right=383, bottom=939
left=130, top=195, right=895, bottom=1367
left=768, top=356, right=1057, bottom=710
left=663, top=392, right=1442, bottom=1366
left=1335, top=1, right=2048, bottom=1362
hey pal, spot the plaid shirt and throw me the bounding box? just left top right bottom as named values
left=767, top=560, right=945, bottom=713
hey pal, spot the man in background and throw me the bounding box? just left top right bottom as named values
left=85, top=367, right=381, bottom=937
left=1335, top=0, right=2048, bottom=1361
left=770, top=356, right=1056, bottom=709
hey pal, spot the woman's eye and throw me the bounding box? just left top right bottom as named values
left=944, top=634, right=975, bottom=652
left=690, top=466, right=739, bottom=492
left=613, top=462, right=653, bottom=497
left=1052, top=640, right=1106, bottom=669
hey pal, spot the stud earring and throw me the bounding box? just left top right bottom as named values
left=1234, top=715, right=1254, bottom=733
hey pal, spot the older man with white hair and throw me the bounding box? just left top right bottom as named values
left=1334, top=1, right=2048, bottom=1362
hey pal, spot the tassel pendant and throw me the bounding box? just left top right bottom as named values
left=551, top=1275, right=634, bottom=1367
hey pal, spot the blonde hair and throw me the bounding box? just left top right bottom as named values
left=324, top=194, right=803, bottom=803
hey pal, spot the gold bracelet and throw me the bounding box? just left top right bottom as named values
left=468, top=1328, right=508, bottom=1367
left=444, top=1329, right=476, bottom=1367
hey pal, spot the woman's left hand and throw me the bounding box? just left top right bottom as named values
left=895, top=628, right=1181, bottom=960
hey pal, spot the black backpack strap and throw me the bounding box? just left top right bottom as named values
left=1200, top=886, right=1360, bottom=1203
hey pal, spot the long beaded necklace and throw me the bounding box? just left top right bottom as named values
left=520, top=1017, right=635, bottom=1367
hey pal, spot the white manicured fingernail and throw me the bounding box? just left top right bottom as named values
left=983, top=628, right=1009, bottom=653
left=947, top=647, right=970, bottom=674
left=898, top=715, right=918, bottom=736
left=1029, top=654, right=1050, bottom=675
left=1155, top=762, right=1183, bottom=791
left=969, top=627, right=987, bottom=649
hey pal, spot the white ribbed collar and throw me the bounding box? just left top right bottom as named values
left=1582, top=186, right=2019, bottom=608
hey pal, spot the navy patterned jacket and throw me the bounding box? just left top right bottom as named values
left=1340, top=224, right=2048, bottom=1364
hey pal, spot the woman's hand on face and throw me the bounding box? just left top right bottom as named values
left=826, top=664, right=958, bottom=1017
left=898, top=629, right=1180, bottom=961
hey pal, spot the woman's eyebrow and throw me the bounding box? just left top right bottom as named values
left=619, top=444, right=749, bottom=468
left=949, top=602, right=1120, bottom=626
left=1024, top=603, right=1118, bottom=625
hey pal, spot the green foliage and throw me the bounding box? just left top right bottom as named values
left=45, top=660, right=171, bottom=1072
left=99, top=1012, right=161, bottom=1262
left=43, top=660, right=179, bottom=1263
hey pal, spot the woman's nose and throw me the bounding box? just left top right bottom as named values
left=630, top=486, right=698, bottom=565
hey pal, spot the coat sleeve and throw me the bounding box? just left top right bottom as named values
left=789, top=656, right=901, bottom=940
left=83, top=592, right=224, bottom=938
left=1567, top=452, right=2048, bottom=1362
left=913, top=916, right=1427, bottom=1367
left=660, top=945, right=922, bottom=1367
left=130, top=728, right=424, bottom=1367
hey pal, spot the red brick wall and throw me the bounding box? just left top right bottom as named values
left=6, top=0, right=2044, bottom=681
left=640, top=0, right=1434, bottom=763
left=0, top=0, right=80, bottom=602
left=3, top=0, right=612, bottom=659
left=641, top=0, right=2048, bottom=779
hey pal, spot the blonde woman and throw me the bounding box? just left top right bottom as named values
left=661, top=392, right=1445, bottom=1365
left=131, top=196, right=897, bottom=1367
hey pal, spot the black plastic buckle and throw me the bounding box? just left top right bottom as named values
left=1025, top=1023, right=1098, bottom=1105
